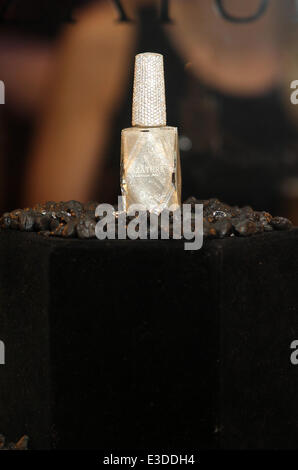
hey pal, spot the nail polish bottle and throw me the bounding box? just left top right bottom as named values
left=120, top=52, right=181, bottom=214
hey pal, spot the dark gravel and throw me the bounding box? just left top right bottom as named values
left=0, top=198, right=293, bottom=240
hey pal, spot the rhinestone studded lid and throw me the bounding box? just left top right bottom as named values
left=132, top=52, right=167, bottom=127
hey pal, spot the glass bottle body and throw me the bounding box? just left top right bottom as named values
left=120, top=126, right=181, bottom=214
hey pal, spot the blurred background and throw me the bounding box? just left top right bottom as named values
left=1, top=0, right=298, bottom=221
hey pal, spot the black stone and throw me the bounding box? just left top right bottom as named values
left=34, top=215, right=51, bottom=232
left=214, top=219, right=232, bottom=238
left=1, top=213, right=11, bottom=229
left=270, top=216, right=293, bottom=231
left=61, top=220, right=77, bottom=238
left=18, top=212, right=35, bottom=232
left=233, top=219, right=258, bottom=236
left=77, top=217, right=96, bottom=239
left=50, top=218, right=60, bottom=231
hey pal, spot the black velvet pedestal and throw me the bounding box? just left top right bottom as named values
left=1, top=229, right=298, bottom=450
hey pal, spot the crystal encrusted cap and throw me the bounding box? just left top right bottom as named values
left=132, top=52, right=167, bottom=127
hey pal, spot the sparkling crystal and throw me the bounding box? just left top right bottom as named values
left=132, top=53, right=166, bottom=127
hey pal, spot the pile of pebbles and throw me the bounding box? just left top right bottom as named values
left=0, top=198, right=293, bottom=240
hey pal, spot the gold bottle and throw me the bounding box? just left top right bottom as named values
left=120, top=52, right=181, bottom=214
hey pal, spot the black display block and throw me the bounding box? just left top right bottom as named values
left=1, top=229, right=298, bottom=450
